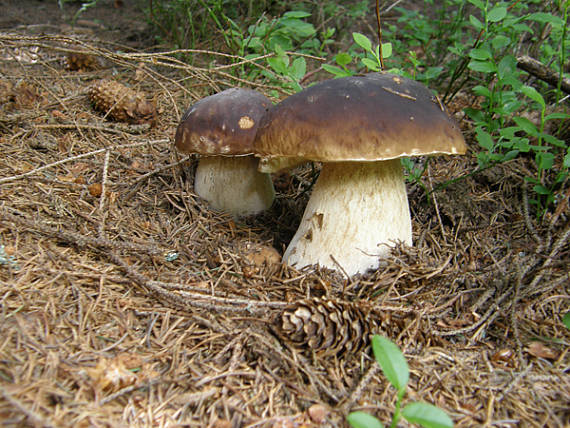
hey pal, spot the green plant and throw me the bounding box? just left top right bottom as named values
left=226, top=10, right=332, bottom=93
left=322, top=32, right=393, bottom=78
left=346, top=0, right=570, bottom=219
left=58, top=0, right=100, bottom=27
left=347, top=335, right=453, bottom=428
left=460, top=0, right=570, bottom=218
left=563, top=312, right=570, bottom=330
left=145, top=0, right=268, bottom=52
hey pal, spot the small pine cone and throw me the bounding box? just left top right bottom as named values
left=66, top=52, right=101, bottom=71
left=0, top=79, right=14, bottom=105
left=273, top=298, right=377, bottom=357
left=88, top=79, right=156, bottom=124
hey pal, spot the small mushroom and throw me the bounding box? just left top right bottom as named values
left=254, top=73, right=466, bottom=276
left=174, top=88, right=274, bottom=216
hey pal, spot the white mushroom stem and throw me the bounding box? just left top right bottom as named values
left=284, top=159, right=412, bottom=276
left=194, top=156, right=275, bottom=217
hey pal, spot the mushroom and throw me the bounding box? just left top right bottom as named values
left=174, top=88, right=274, bottom=216
left=254, top=73, right=466, bottom=276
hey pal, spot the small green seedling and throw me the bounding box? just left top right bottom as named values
left=563, top=312, right=570, bottom=331
left=347, top=335, right=453, bottom=428
left=323, top=32, right=393, bottom=78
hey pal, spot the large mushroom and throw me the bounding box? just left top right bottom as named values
left=174, top=88, right=274, bottom=216
left=254, top=73, right=466, bottom=276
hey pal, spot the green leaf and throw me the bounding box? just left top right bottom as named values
left=488, top=6, right=507, bottom=22
left=472, top=85, right=491, bottom=98
left=536, top=152, right=554, bottom=170
left=491, top=35, right=511, bottom=50
left=502, top=150, right=519, bottom=161
left=421, top=66, right=443, bottom=80
left=545, top=112, right=570, bottom=121
left=322, top=64, right=353, bottom=77
left=271, top=40, right=288, bottom=56
left=402, top=402, right=454, bottom=428
left=289, top=57, right=306, bottom=81
left=361, top=57, right=381, bottom=71
left=533, top=184, right=551, bottom=195
left=353, top=32, right=373, bottom=52
left=347, top=411, right=384, bottom=428
left=281, top=19, right=316, bottom=38
left=267, top=56, right=289, bottom=75
left=563, top=312, right=570, bottom=330
left=282, top=10, right=311, bottom=19
left=527, top=12, right=564, bottom=26
left=468, top=60, right=497, bottom=73
left=497, top=55, right=517, bottom=80
left=469, top=15, right=484, bottom=30
left=542, top=134, right=566, bottom=148
left=467, top=0, right=484, bottom=10
left=372, top=335, right=409, bottom=393
left=513, top=116, right=538, bottom=136
left=476, top=129, right=495, bottom=151
left=469, top=48, right=492, bottom=60
left=381, top=42, right=392, bottom=59
left=521, top=86, right=545, bottom=110
left=565, top=152, right=570, bottom=168
left=335, top=52, right=352, bottom=66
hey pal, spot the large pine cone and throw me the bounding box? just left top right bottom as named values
left=273, top=298, right=379, bottom=357
left=88, top=79, right=156, bottom=124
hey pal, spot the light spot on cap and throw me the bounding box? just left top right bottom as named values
left=238, top=115, right=255, bottom=129
left=392, top=76, right=403, bottom=84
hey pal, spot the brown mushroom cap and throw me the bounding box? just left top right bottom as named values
left=254, top=73, right=466, bottom=162
left=175, top=88, right=272, bottom=156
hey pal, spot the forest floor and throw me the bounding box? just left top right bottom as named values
left=0, top=0, right=568, bottom=427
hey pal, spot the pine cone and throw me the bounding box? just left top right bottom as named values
left=273, top=298, right=378, bottom=357
left=67, top=52, right=101, bottom=72
left=88, top=79, right=156, bottom=124
left=0, top=79, right=14, bottom=105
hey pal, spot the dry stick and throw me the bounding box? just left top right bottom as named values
left=381, top=0, right=405, bottom=13
left=122, top=155, right=191, bottom=203
left=1, top=34, right=285, bottom=96
left=250, top=331, right=340, bottom=403
left=98, top=149, right=111, bottom=239
left=517, top=55, right=570, bottom=94
left=340, top=362, right=381, bottom=413
left=496, top=362, right=533, bottom=403
left=0, top=209, right=165, bottom=256
left=34, top=123, right=150, bottom=135
left=148, top=280, right=287, bottom=310
left=105, top=250, right=286, bottom=314
left=0, top=386, right=56, bottom=428
left=99, top=378, right=164, bottom=405
left=522, top=183, right=541, bottom=244
left=434, top=287, right=512, bottom=337
left=525, top=222, right=570, bottom=294
left=511, top=267, right=525, bottom=367
left=0, top=140, right=168, bottom=184
left=375, top=0, right=384, bottom=70
left=427, top=165, right=447, bottom=240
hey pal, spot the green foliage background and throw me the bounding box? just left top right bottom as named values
left=140, top=0, right=569, bottom=218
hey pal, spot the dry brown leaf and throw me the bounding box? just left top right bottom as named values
left=526, top=342, right=559, bottom=360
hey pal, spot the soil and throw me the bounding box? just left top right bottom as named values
left=0, top=1, right=569, bottom=427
